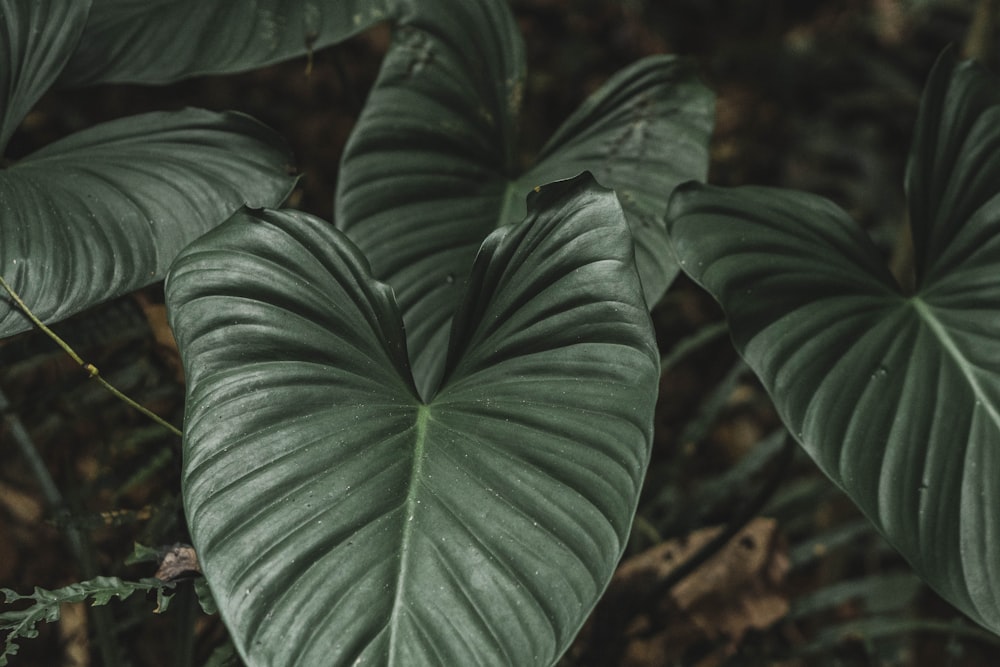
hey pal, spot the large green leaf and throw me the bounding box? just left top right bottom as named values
left=335, top=0, right=713, bottom=398
left=0, top=109, right=296, bottom=337
left=0, top=0, right=90, bottom=151
left=60, top=0, right=414, bottom=85
left=666, top=51, right=1000, bottom=633
left=522, top=56, right=713, bottom=310
left=166, top=174, right=659, bottom=666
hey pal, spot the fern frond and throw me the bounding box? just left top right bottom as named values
left=0, top=576, right=173, bottom=665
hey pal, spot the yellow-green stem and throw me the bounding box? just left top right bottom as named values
left=0, top=275, right=182, bottom=438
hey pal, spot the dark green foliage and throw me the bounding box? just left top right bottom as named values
left=668, top=48, right=1000, bottom=636
left=166, top=176, right=659, bottom=665
left=336, top=0, right=712, bottom=396
left=4, top=0, right=1000, bottom=665
left=0, top=0, right=298, bottom=338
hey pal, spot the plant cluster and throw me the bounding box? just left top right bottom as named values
left=2, top=0, right=1000, bottom=666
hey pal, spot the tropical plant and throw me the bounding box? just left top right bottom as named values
left=0, top=0, right=298, bottom=337
left=667, top=46, right=1000, bottom=639
left=1, top=0, right=711, bottom=665
left=166, top=178, right=659, bottom=665
left=154, top=0, right=713, bottom=660
left=4, top=0, right=1000, bottom=665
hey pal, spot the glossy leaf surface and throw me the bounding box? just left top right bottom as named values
left=0, top=109, right=295, bottom=337
left=336, top=0, right=712, bottom=398
left=61, top=0, right=413, bottom=85
left=0, top=0, right=90, bottom=150
left=166, top=175, right=659, bottom=666
left=667, top=51, right=1000, bottom=633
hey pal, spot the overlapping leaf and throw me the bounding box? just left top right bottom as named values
left=0, top=109, right=296, bottom=337
left=335, top=0, right=713, bottom=398
left=166, top=175, right=659, bottom=666
left=666, top=51, right=1000, bottom=633
left=60, top=0, right=414, bottom=85
left=0, top=0, right=90, bottom=150
left=523, top=57, right=713, bottom=307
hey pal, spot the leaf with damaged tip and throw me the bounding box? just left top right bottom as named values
left=154, top=544, right=201, bottom=582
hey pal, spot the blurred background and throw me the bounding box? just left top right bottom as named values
left=3, top=0, right=1000, bottom=665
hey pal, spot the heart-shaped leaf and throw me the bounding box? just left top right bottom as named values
left=60, top=0, right=415, bottom=85
left=666, top=50, right=1000, bottom=633
left=166, top=174, right=659, bottom=666
left=0, top=0, right=90, bottom=151
left=1, top=109, right=296, bottom=337
left=335, top=0, right=713, bottom=398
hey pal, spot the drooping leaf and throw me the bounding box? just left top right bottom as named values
left=666, top=50, right=1000, bottom=634
left=0, top=0, right=91, bottom=151
left=166, top=174, right=659, bottom=666
left=60, top=0, right=414, bottom=85
left=335, top=0, right=713, bottom=398
left=0, top=109, right=296, bottom=337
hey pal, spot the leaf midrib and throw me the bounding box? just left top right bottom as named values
left=913, top=296, right=1000, bottom=431
left=387, top=403, right=431, bottom=659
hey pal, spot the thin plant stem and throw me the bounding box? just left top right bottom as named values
left=964, top=0, right=997, bottom=62
left=172, top=583, right=197, bottom=667
left=1, top=389, right=123, bottom=667
left=0, top=390, right=84, bottom=556
left=0, top=275, right=182, bottom=437
left=331, top=47, right=361, bottom=116
left=660, top=320, right=729, bottom=374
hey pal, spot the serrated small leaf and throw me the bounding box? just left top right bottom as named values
left=153, top=588, right=172, bottom=614
left=166, top=174, right=658, bottom=666
left=125, top=542, right=161, bottom=565
left=194, top=578, right=217, bottom=616
left=1, top=576, right=170, bottom=664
